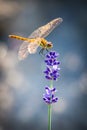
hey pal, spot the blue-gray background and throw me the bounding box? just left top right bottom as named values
left=0, top=0, right=87, bottom=130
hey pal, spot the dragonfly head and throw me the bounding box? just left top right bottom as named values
left=46, top=42, right=53, bottom=49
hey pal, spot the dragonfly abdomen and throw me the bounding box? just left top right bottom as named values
left=9, top=35, right=33, bottom=42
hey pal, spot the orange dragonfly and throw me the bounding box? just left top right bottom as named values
left=9, top=18, right=63, bottom=60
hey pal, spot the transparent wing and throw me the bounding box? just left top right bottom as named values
left=29, top=18, right=63, bottom=38
left=18, top=41, right=29, bottom=60
left=18, top=38, right=40, bottom=60
left=28, top=40, right=40, bottom=54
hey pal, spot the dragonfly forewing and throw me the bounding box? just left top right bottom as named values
left=29, top=18, right=63, bottom=38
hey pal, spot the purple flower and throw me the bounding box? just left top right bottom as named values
left=44, top=51, right=60, bottom=80
left=45, top=51, right=60, bottom=66
left=43, top=86, right=58, bottom=104
left=44, top=66, right=60, bottom=80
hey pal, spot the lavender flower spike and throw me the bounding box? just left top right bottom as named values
left=43, top=86, right=58, bottom=104
left=45, top=51, right=60, bottom=66
left=44, top=51, right=60, bottom=80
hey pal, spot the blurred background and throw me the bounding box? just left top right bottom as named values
left=0, top=0, right=87, bottom=130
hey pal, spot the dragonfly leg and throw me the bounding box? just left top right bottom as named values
left=39, top=48, right=44, bottom=54
left=46, top=48, right=49, bottom=52
left=39, top=48, right=50, bottom=58
left=39, top=48, right=45, bottom=57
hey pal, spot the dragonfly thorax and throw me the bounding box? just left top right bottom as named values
left=38, top=38, right=53, bottom=49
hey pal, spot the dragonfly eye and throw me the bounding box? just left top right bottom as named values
left=47, top=42, right=53, bottom=48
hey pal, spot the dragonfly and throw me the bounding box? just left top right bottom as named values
left=9, top=18, right=63, bottom=60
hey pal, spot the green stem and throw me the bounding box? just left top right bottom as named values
left=50, top=80, right=53, bottom=88
left=48, top=104, right=51, bottom=130
left=48, top=80, right=53, bottom=130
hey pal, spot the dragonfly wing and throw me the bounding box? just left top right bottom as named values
left=28, top=40, right=40, bottom=54
left=29, top=18, right=63, bottom=38
left=18, top=41, right=29, bottom=60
